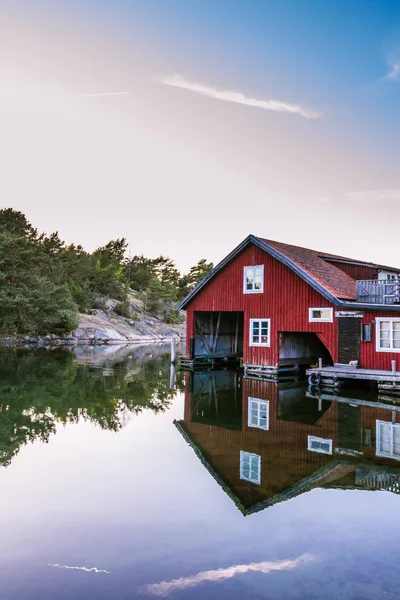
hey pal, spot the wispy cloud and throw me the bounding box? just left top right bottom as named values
left=66, top=92, right=130, bottom=98
left=385, top=62, right=400, bottom=80
left=346, top=189, right=400, bottom=202
left=49, top=563, right=111, bottom=574
left=143, top=554, right=314, bottom=596
left=160, top=74, right=321, bottom=119
left=383, top=48, right=400, bottom=81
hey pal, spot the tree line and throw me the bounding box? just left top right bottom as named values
left=0, top=209, right=213, bottom=335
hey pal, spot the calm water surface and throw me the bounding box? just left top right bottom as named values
left=1, top=345, right=400, bottom=599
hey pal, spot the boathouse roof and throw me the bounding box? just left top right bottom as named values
left=178, top=234, right=400, bottom=310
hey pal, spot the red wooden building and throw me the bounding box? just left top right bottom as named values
left=175, top=373, right=400, bottom=515
left=178, top=235, right=400, bottom=374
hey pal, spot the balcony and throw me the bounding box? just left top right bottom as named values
left=356, top=280, right=400, bottom=305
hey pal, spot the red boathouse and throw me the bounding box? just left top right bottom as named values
left=178, top=235, right=400, bottom=375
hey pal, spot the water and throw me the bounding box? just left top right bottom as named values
left=1, top=346, right=400, bottom=599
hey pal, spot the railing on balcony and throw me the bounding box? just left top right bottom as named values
left=356, top=280, right=400, bottom=305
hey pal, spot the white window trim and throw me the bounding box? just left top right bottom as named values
left=248, top=397, right=269, bottom=430
left=249, top=318, right=271, bottom=347
left=308, top=307, right=333, bottom=323
left=307, top=435, right=333, bottom=455
left=376, top=318, right=400, bottom=353
left=376, top=420, right=400, bottom=461
left=243, top=265, right=264, bottom=294
left=240, top=450, right=261, bottom=485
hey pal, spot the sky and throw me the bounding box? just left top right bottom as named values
left=0, top=0, right=399, bottom=272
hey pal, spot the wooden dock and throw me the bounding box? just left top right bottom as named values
left=244, top=363, right=299, bottom=380
left=179, top=355, right=240, bottom=371
left=306, top=365, right=400, bottom=396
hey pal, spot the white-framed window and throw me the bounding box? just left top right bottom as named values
left=249, top=318, right=270, bottom=347
left=308, top=307, right=333, bottom=322
left=307, top=435, right=333, bottom=455
left=376, top=420, right=400, bottom=460
left=243, top=265, right=264, bottom=294
left=378, top=271, right=400, bottom=281
left=376, top=318, right=400, bottom=352
left=240, top=451, right=261, bottom=484
left=248, top=398, right=269, bottom=430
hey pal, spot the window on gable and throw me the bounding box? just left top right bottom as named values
left=376, top=421, right=400, bottom=460
left=248, top=398, right=269, bottom=430
left=240, top=451, right=261, bottom=484
left=249, top=318, right=270, bottom=346
left=309, top=308, right=333, bottom=322
left=376, top=319, right=400, bottom=352
left=243, top=265, right=264, bottom=294
left=307, top=435, right=333, bottom=455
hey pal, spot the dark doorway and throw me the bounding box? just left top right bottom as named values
left=193, top=311, right=244, bottom=358
left=190, top=371, right=242, bottom=430
left=338, top=318, right=361, bottom=364
left=279, top=332, right=333, bottom=366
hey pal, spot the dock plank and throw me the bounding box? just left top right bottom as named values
left=306, top=365, right=400, bottom=383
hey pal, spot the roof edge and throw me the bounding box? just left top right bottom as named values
left=254, top=238, right=342, bottom=306
left=178, top=234, right=343, bottom=310
left=177, top=234, right=254, bottom=310
left=337, top=301, right=400, bottom=312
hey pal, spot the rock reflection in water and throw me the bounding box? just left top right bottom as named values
left=176, top=371, right=400, bottom=515
left=0, top=346, right=183, bottom=467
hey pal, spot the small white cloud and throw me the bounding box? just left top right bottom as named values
left=159, top=74, right=321, bottom=119
left=385, top=62, right=400, bottom=80
left=383, top=48, right=400, bottom=81
left=49, top=563, right=111, bottom=574
left=318, top=197, right=331, bottom=203
left=346, top=189, right=400, bottom=202
left=143, top=554, right=313, bottom=596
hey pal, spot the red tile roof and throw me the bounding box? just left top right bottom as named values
left=179, top=234, right=400, bottom=309
left=259, top=238, right=359, bottom=300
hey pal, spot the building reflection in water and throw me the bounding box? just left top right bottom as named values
left=175, top=371, right=400, bottom=515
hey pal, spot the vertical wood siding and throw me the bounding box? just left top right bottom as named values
left=186, top=244, right=338, bottom=365
left=328, top=261, right=377, bottom=281
left=360, top=310, right=400, bottom=370
left=181, top=379, right=339, bottom=511
left=185, top=244, right=400, bottom=370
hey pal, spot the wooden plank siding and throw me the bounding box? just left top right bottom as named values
left=181, top=377, right=339, bottom=511
left=327, top=261, right=377, bottom=281
left=360, top=310, right=400, bottom=370
left=186, top=244, right=339, bottom=367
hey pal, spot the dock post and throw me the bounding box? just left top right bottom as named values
left=318, top=358, right=323, bottom=369
left=169, top=363, right=176, bottom=390
left=171, top=337, right=176, bottom=364
left=392, top=360, right=397, bottom=375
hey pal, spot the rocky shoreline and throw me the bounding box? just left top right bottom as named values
left=0, top=296, right=186, bottom=348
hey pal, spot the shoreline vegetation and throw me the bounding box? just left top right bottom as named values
left=0, top=209, right=212, bottom=346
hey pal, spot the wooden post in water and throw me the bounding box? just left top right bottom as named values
left=318, top=357, right=323, bottom=369
left=169, top=363, right=176, bottom=390
left=171, top=337, right=176, bottom=364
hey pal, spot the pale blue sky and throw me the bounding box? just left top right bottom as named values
left=0, top=0, right=399, bottom=270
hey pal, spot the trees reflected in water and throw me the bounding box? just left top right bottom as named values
left=0, top=348, right=183, bottom=466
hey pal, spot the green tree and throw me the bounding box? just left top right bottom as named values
left=178, top=258, right=214, bottom=299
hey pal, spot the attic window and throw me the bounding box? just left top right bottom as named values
left=243, top=265, right=264, bottom=294
left=309, top=308, right=333, bottom=322
left=240, top=451, right=261, bottom=484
